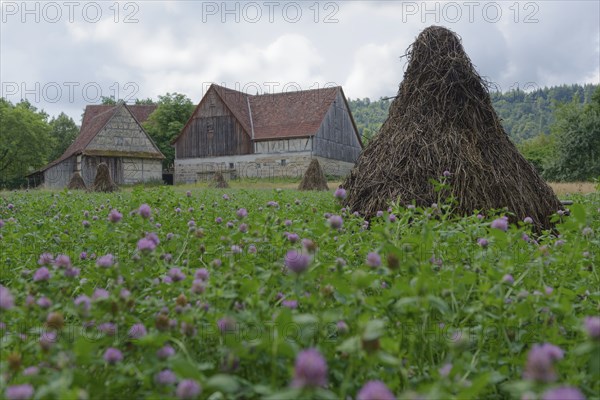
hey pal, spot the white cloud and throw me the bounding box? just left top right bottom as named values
left=344, top=41, right=408, bottom=99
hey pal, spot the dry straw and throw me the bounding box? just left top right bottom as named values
left=91, top=163, right=118, bottom=192
left=67, top=171, right=87, bottom=190
left=210, top=171, right=230, bottom=189
left=299, top=159, right=329, bottom=191
left=343, top=26, right=562, bottom=231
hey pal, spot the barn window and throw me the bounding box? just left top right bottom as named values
left=281, top=159, right=287, bottom=166
left=229, top=163, right=234, bottom=169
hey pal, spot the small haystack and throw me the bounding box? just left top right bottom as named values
left=67, top=171, right=87, bottom=190
left=210, top=171, right=230, bottom=189
left=91, top=163, right=118, bottom=192
left=298, top=159, right=329, bottom=191
left=343, top=26, right=562, bottom=231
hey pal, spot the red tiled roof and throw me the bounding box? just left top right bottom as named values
left=174, top=84, right=346, bottom=143
left=38, top=104, right=158, bottom=172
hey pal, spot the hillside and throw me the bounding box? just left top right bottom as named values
left=348, top=83, right=599, bottom=143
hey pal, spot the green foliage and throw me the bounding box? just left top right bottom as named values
left=347, top=97, right=392, bottom=143
left=542, top=87, right=600, bottom=181
left=48, top=113, right=79, bottom=162
left=491, top=83, right=598, bottom=143
left=142, top=93, right=195, bottom=170
left=348, top=84, right=598, bottom=144
left=0, top=187, right=598, bottom=399
left=517, top=134, right=556, bottom=175
left=0, top=99, right=52, bottom=188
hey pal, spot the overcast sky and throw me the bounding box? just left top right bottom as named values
left=1, top=1, right=598, bottom=123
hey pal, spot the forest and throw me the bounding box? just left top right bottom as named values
left=0, top=84, right=598, bottom=189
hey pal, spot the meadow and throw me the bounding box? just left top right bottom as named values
left=0, top=184, right=598, bottom=400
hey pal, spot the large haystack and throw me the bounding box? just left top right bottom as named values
left=343, top=26, right=562, bottom=231
left=298, top=159, right=329, bottom=191
left=210, top=171, right=230, bottom=189
left=67, top=171, right=87, bottom=190
left=91, top=163, right=118, bottom=192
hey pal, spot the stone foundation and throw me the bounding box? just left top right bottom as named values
left=174, top=153, right=354, bottom=184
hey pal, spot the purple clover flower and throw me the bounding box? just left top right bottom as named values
left=168, top=268, right=186, bottom=282
left=542, top=387, right=586, bottom=400
left=54, top=254, right=71, bottom=268
left=96, top=254, right=114, bottom=268
left=282, top=300, right=298, bottom=309
left=157, top=345, right=176, bottom=359
left=328, top=215, right=343, bottom=229
left=103, top=347, right=123, bottom=364
left=291, top=348, right=328, bottom=388
left=357, top=380, right=396, bottom=400
left=286, top=232, right=300, bottom=243
left=33, top=267, right=51, bottom=282
left=38, top=252, right=54, bottom=265
left=39, top=331, right=57, bottom=350
left=334, top=188, right=346, bottom=200
left=502, top=274, right=515, bottom=284
left=336, top=321, right=349, bottom=334
left=23, top=366, right=39, bottom=376
left=93, top=289, right=109, bottom=300
left=137, top=238, right=156, bottom=253
left=74, top=295, right=91, bottom=311
left=129, top=323, right=147, bottom=339
left=523, top=343, right=564, bottom=382
left=108, top=209, right=122, bottom=223
left=284, top=250, right=311, bottom=274
left=584, top=316, right=600, bottom=339
left=477, top=238, right=489, bottom=247
left=366, top=252, right=381, bottom=268
left=491, top=218, right=508, bottom=231
left=5, top=384, right=34, bottom=400
left=236, top=208, right=248, bottom=218
left=191, top=279, right=206, bottom=294
left=155, top=369, right=177, bottom=385
left=0, top=285, right=14, bottom=310
left=36, top=297, right=52, bottom=309
left=194, top=268, right=209, bottom=281
left=217, top=317, right=236, bottom=334
left=176, top=379, right=201, bottom=399
left=138, top=204, right=151, bottom=218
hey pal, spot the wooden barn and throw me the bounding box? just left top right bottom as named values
left=31, top=103, right=164, bottom=188
left=172, top=84, right=362, bottom=183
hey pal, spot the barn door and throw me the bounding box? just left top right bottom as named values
left=83, top=157, right=124, bottom=185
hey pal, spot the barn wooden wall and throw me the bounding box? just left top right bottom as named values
left=313, top=91, right=362, bottom=163
left=44, top=157, right=76, bottom=188
left=81, top=156, right=124, bottom=186
left=175, top=89, right=253, bottom=159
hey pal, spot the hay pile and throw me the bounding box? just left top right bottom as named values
left=210, top=171, right=230, bottom=188
left=67, top=171, right=87, bottom=190
left=298, top=159, right=329, bottom=191
left=91, top=163, right=118, bottom=192
left=343, top=26, right=562, bottom=231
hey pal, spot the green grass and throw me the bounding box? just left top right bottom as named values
left=0, top=186, right=598, bottom=399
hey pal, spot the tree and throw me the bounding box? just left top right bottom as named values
left=48, top=112, right=79, bottom=161
left=544, top=87, right=600, bottom=181
left=0, top=99, right=52, bottom=188
left=518, top=134, right=556, bottom=175
left=135, top=98, right=156, bottom=105
left=101, top=96, right=117, bottom=105
left=142, top=93, right=195, bottom=170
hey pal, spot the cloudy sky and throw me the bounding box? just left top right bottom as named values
left=1, top=1, right=598, bottom=123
